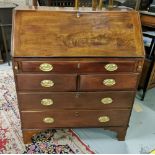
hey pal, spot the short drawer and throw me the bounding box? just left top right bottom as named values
left=79, top=74, right=139, bottom=91
left=16, top=74, right=77, bottom=91
left=18, top=91, right=135, bottom=110
left=21, top=109, right=131, bottom=128
left=79, top=61, right=136, bottom=73
left=20, top=61, right=78, bottom=73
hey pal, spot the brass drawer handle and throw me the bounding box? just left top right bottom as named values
left=105, top=64, right=118, bottom=72
left=41, top=99, right=53, bottom=106
left=43, top=117, right=54, bottom=124
left=39, top=63, right=53, bottom=72
left=41, top=80, right=54, bottom=88
left=101, top=97, right=113, bottom=104
left=98, top=116, right=110, bottom=123
left=103, top=79, right=116, bottom=86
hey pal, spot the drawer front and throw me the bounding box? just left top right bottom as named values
left=18, top=91, right=135, bottom=110
left=79, top=74, right=139, bottom=91
left=21, top=110, right=131, bottom=128
left=16, top=74, right=77, bottom=91
left=20, top=61, right=78, bottom=73
left=17, top=60, right=138, bottom=74
left=79, top=61, right=136, bottom=73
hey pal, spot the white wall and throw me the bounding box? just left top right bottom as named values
left=0, top=0, right=33, bottom=6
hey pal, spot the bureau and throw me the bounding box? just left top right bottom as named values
left=12, top=7, right=145, bottom=143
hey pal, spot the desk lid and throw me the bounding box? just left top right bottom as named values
left=12, top=7, right=145, bottom=58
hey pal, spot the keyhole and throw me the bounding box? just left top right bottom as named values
left=75, top=112, right=79, bottom=117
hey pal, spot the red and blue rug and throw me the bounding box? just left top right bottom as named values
left=0, top=70, right=94, bottom=154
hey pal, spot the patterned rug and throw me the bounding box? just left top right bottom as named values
left=0, top=70, right=94, bottom=154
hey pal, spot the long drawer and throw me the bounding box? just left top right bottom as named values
left=21, top=109, right=131, bottom=128
left=79, top=74, right=139, bottom=91
left=18, top=91, right=135, bottom=110
left=18, top=60, right=137, bottom=73
left=16, top=74, right=77, bottom=91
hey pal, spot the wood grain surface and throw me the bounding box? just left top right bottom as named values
left=18, top=91, right=135, bottom=110
left=16, top=74, right=77, bottom=91
left=13, top=57, right=143, bottom=73
left=141, top=14, right=155, bottom=27
left=21, top=109, right=131, bottom=128
left=79, top=73, right=139, bottom=91
left=19, top=60, right=136, bottom=73
left=12, top=8, right=144, bottom=57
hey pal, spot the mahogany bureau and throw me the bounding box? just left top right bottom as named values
left=12, top=7, right=145, bottom=143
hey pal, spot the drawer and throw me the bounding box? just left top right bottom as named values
left=79, top=74, right=139, bottom=91
left=20, top=61, right=78, bottom=73
left=79, top=61, right=136, bottom=73
left=19, top=61, right=136, bottom=74
left=18, top=91, right=135, bottom=110
left=21, top=109, right=131, bottom=128
left=16, top=74, right=77, bottom=91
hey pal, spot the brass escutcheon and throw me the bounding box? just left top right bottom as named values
left=98, top=116, right=110, bottom=123
left=41, top=99, right=53, bottom=106
left=101, top=97, right=113, bottom=104
left=105, top=64, right=118, bottom=72
left=43, top=117, right=54, bottom=124
left=39, top=63, right=53, bottom=72
left=41, top=80, right=54, bottom=87
left=103, top=79, right=116, bottom=86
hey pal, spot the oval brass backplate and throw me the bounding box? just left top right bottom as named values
left=39, top=63, right=53, bottom=72
left=98, top=116, right=110, bottom=123
left=43, top=117, right=54, bottom=124
left=41, top=80, right=54, bottom=88
left=105, top=64, right=118, bottom=72
left=101, top=97, right=113, bottom=104
left=41, top=99, right=53, bottom=106
left=103, top=79, right=116, bottom=86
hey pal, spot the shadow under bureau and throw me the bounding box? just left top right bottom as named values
left=12, top=7, right=145, bottom=143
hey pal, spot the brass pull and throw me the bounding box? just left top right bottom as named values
left=39, top=63, right=53, bottom=72
left=103, top=79, right=116, bottom=86
left=101, top=97, right=113, bottom=104
left=41, top=99, right=53, bottom=106
left=41, top=80, right=54, bottom=88
left=98, top=116, right=110, bottom=123
left=105, top=64, right=118, bottom=72
left=43, top=117, right=54, bottom=124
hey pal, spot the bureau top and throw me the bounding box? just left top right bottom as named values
left=12, top=7, right=145, bottom=58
